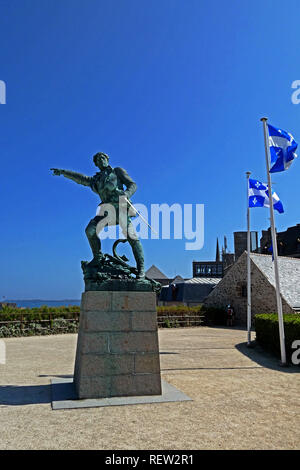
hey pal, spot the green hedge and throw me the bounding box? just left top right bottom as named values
left=0, top=305, right=80, bottom=337
left=157, top=305, right=202, bottom=316
left=0, top=305, right=80, bottom=320
left=255, top=313, right=300, bottom=363
left=0, top=319, right=79, bottom=337
left=200, top=306, right=227, bottom=326
left=0, top=304, right=205, bottom=336
left=157, top=305, right=203, bottom=328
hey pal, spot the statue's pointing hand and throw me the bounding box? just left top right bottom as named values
left=115, top=188, right=125, bottom=197
left=50, top=168, right=64, bottom=176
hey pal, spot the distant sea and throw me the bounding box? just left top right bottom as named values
left=4, top=300, right=81, bottom=309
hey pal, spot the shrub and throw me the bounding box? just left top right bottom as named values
left=157, top=305, right=203, bottom=328
left=157, top=305, right=202, bottom=316
left=255, top=313, right=300, bottom=363
left=0, top=306, right=80, bottom=337
left=201, top=306, right=227, bottom=326
left=0, top=305, right=80, bottom=319
left=0, top=304, right=205, bottom=336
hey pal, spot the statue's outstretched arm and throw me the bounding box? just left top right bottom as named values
left=115, top=167, right=137, bottom=198
left=51, top=169, right=92, bottom=187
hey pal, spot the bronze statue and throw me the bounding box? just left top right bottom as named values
left=51, top=152, right=145, bottom=281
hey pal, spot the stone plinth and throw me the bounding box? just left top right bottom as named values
left=73, top=291, right=162, bottom=399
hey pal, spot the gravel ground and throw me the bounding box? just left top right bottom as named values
left=0, top=327, right=299, bottom=450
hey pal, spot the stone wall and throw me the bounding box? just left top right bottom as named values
left=203, top=252, right=294, bottom=325
left=74, top=291, right=162, bottom=399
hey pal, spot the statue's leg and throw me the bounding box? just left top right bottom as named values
left=85, top=205, right=117, bottom=265
left=119, top=213, right=145, bottom=279
left=128, top=237, right=145, bottom=279
left=85, top=216, right=103, bottom=263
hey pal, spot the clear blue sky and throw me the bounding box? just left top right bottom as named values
left=1, top=0, right=300, bottom=299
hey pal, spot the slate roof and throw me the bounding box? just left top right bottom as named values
left=250, top=253, right=300, bottom=309
left=183, top=277, right=221, bottom=285
left=145, top=265, right=169, bottom=280
left=159, top=277, right=221, bottom=303
left=170, top=275, right=184, bottom=284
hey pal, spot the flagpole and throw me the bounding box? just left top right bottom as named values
left=246, top=171, right=252, bottom=346
left=261, top=117, right=287, bottom=365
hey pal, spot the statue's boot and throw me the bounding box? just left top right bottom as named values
left=128, top=238, right=145, bottom=279
left=85, top=221, right=103, bottom=266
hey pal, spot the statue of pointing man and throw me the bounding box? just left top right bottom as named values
left=51, top=152, right=145, bottom=279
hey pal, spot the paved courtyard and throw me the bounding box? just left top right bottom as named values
left=0, top=327, right=299, bottom=450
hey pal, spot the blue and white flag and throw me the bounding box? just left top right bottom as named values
left=268, top=124, right=298, bottom=173
left=268, top=242, right=274, bottom=262
left=248, top=178, right=284, bottom=213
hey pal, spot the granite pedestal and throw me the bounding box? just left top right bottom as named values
left=73, top=291, right=162, bottom=399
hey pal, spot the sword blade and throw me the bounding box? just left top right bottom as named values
left=124, top=198, right=158, bottom=235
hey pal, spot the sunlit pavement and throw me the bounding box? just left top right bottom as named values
left=0, top=327, right=299, bottom=450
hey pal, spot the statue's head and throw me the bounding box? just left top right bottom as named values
left=93, top=152, right=109, bottom=170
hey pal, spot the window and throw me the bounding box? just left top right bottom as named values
left=237, top=282, right=247, bottom=297
left=241, top=284, right=247, bottom=297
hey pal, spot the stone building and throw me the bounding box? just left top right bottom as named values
left=203, top=252, right=300, bottom=325
left=193, top=239, right=224, bottom=278
left=193, top=234, right=254, bottom=280
left=260, top=223, right=300, bottom=258
left=145, top=265, right=170, bottom=286
left=159, top=277, right=221, bottom=307
left=233, top=231, right=258, bottom=259
left=146, top=265, right=187, bottom=288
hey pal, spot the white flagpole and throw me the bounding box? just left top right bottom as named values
left=261, top=117, right=287, bottom=365
left=246, top=171, right=252, bottom=346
